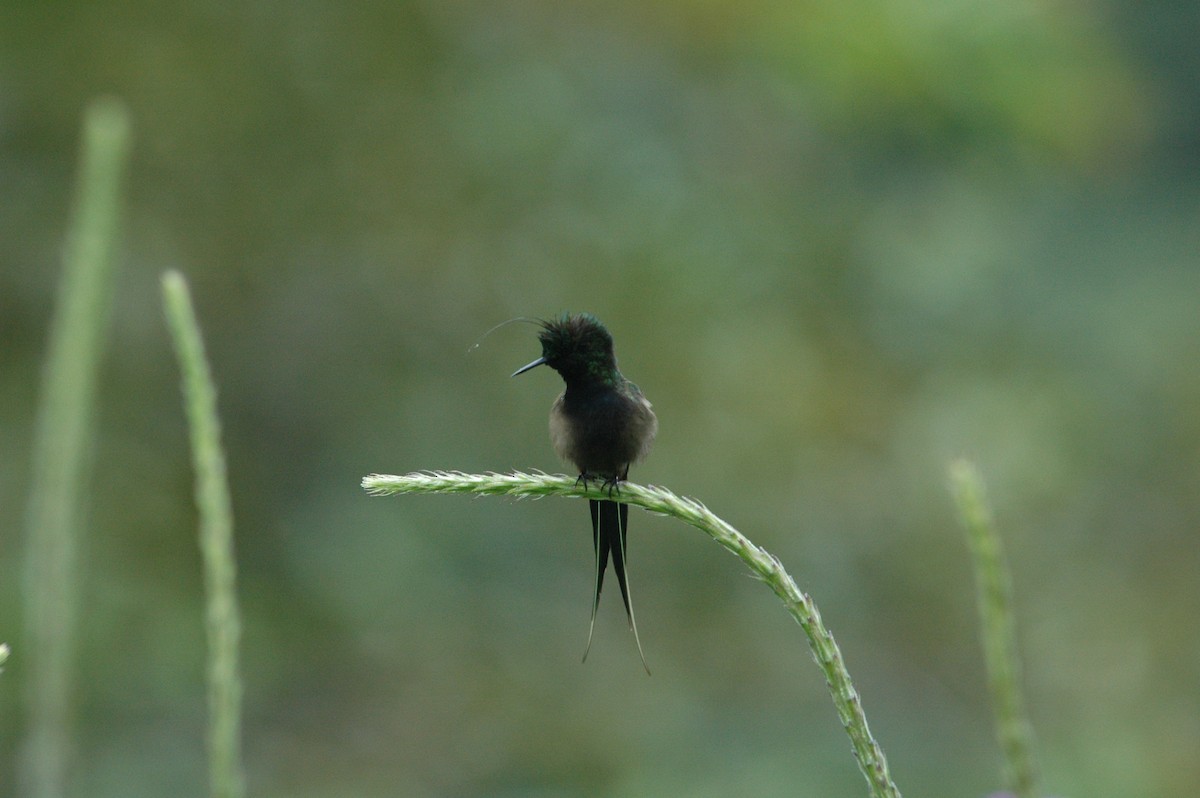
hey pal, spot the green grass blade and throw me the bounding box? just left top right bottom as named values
left=162, top=271, right=246, bottom=798
left=950, top=459, right=1041, bottom=798
left=21, top=97, right=131, bottom=798
left=363, top=470, right=903, bottom=798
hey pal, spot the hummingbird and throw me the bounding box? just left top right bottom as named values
left=513, top=313, right=658, bottom=673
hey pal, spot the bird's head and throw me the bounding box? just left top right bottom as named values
left=512, top=313, right=617, bottom=384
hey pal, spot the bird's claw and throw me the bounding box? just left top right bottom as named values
left=576, top=471, right=622, bottom=498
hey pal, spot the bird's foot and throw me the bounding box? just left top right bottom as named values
left=575, top=471, right=622, bottom=498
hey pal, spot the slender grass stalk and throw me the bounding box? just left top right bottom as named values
left=162, top=271, right=246, bottom=798
left=21, top=97, right=131, bottom=798
left=363, top=470, right=902, bottom=798
left=949, top=460, right=1041, bottom=798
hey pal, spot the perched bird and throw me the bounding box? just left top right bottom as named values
left=513, top=313, right=658, bottom=673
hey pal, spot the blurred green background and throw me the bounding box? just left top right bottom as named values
left=2, top=2, right=1198, bottom=796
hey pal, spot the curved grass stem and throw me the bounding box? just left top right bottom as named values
left=950, top=460, right=1041, bottom=798
left=163, top=271, right=246, bottom=798
left=363, top=470, right=901, bottom=798
left=21, top=97, right=131, bottom=798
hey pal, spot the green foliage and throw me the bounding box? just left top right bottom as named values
left=20, top=97, right=131, bottom=798
left=952, top=460, right=1040, bottom=798
left=5, top=3, right=1197, bottom=796
left=162, top=272, right=246, bottom=798
left=366, top=470, right=904, bottom=797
